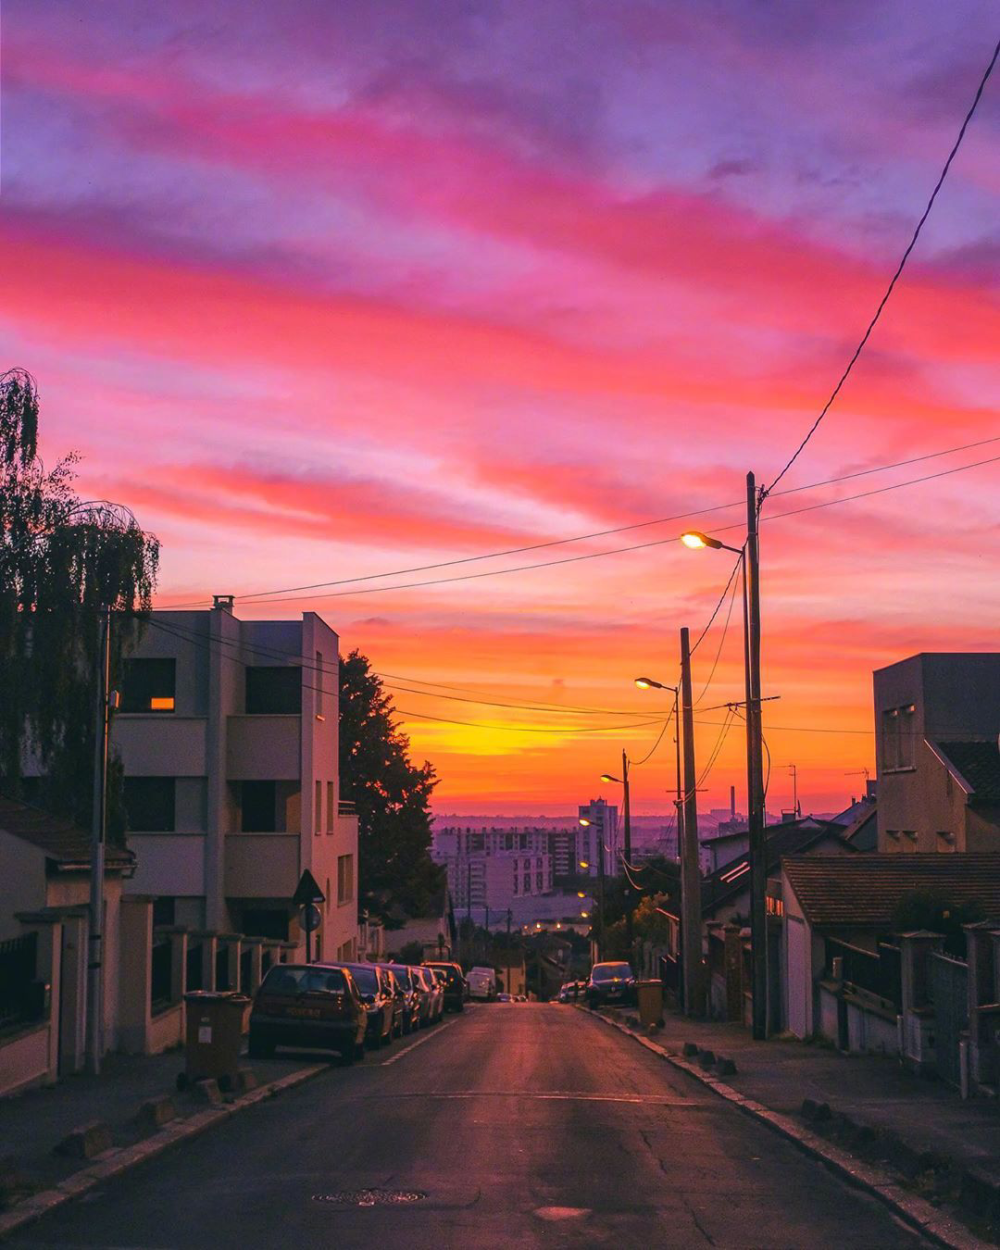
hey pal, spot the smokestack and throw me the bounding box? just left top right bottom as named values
left=730, top=785, right=736, bottom=818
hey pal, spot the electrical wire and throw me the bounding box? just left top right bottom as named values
left=135, top=611, right=670, bottom=719
left=694, top=559, right=741, bottom=704
left=629, top=699, right=677, bottom=767
left=157, top=432, right=1000, bottom=610
left=141, top=617, right=671, bottom=737
left=766, top=34, right=1000, bottom=494
left=690, top=551, right=744, bottom=654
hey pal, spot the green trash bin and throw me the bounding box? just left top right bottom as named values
left=183, top=991, right=250, bottom=1087
left=637, top=980, right=664, bottom=1028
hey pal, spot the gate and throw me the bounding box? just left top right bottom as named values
left=929, top=952, right=968, bottom=1087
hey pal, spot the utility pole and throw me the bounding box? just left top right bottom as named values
left=679, top=627, right=701, bottom=1016
left=674, top=685, right=684, bottom=863
left=87, top=606, right=112, bottom=1076
left=746, top=471, right=767, bottom=1041
left=622, top=748, right=633, bottom=958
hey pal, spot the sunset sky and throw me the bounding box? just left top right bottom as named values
left=3, top=1, right=998, bottom=817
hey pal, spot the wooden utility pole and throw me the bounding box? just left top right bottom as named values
left=679, top=627, right=701, bottom=1015
left=746, top=472, right=768, bottom=1040
left=87, top=606, right=112, bottom=1076
left=622, top=749, right=633, bottom=957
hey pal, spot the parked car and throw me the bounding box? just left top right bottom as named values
left=423, top=961, right=466, bottom=1012
left=384, top=963, right=421, bottom=1033
left=586, top=962, right=637, bottom=1009
left=557, top=981, right=579, bottom=1003
left=248, top=964, right=366, bottom=1065
left=417, top=966, right=445, bottom=1023
left=319, top=961, right=394, bottom=1048
left=410, top=965, right=436, bottom=1027
left=496, top=992, right=512, bottom=1002
left=381, top=966, right=405, bottom=1038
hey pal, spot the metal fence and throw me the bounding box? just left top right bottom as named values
left=0, top=932, right=44, bottom=1032
left=826, top=938, right=901, bottom=1012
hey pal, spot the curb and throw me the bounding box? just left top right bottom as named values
left=579, top=1007, right=991, bottom=1250
left=0, top=1064, right=326, bottom=1242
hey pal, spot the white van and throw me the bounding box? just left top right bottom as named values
left=466, top=966, right=497, bottom=1001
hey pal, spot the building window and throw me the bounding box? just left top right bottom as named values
left=899, top=705, right=915, bottom=768
left=152, top=896, right=176, bottom=926
left=326, top=781, right=334, bottom=832
left=513, top=876, right=519, bottom=895
left=123, top=777, right=175, bottom=832
left=536, top=873, right=543, bottom=890
left=245, top=666, right=301, bottom=714
left=121, top=658, right=176, bottom=713
left=337, top=854, right=354, bottom=905
left=882, top=705, right=916, bottom=771
left=241, top=780, right=277, bottom=832
left=315, top=779, right=322, bottom=834
left=523, top=875, right=530, bottom=893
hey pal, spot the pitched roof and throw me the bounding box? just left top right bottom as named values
left=783, top=854, right=1000, bottom=928
left=703, top=818, right=849, bottom=915
left=0, top=795, right=134, bottom=870
left=935, top=741, right=1000, bottom=806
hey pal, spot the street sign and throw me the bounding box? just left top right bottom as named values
left=292, top=869, right=325, bottom=906
left=301, top=904, right=322, bottom=933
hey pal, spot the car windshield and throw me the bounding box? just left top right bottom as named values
left=261, top=967, right=347, bottom=996
left=592, top=963, right=632, bottom=982
left=389, top=965, right=413, bottom=990
left=426, top=964, right=457, bottom=983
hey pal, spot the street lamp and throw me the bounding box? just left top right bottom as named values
left=578, top=814, right=606, bottom=961
left=679, top=475, right=766, bottom=1041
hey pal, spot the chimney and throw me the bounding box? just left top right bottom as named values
left=212, top=594, right=235, bottom=613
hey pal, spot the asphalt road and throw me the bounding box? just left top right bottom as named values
left=14, top=1004, right=928, bottom=1249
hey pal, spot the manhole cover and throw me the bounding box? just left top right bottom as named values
left=313, top=1188, right=427, bottom=1207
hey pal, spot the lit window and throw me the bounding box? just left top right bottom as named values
left=122, top=658, right=176, bottom=714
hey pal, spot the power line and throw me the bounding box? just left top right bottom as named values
left=222, top=452, right=1000, bottom=605
left=690, top=551, right=744, bottom=654
left=694, top=559, right=741, bottom=704
left=157, top=432, right=1000, bottom=610
left=136, top=611, right=670, bottom=720
left=630, top=698, right=678, bottom=767
left=141, top=617, right=670, bottom=737
left=765, top=34, right=1000, bottom=494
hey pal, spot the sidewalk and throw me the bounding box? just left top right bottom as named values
left=0, top=1047, right=319, bottom=1214
left=601, top=1005, right=1000, bottom=1242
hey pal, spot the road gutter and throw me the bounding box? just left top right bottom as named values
left=578, top=1006, right=990, bottom=1250
left=0, top=1064, right=327, bottom=1243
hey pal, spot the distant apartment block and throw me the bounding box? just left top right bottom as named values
left=433, top=827, right=554, bottom=911
left=875, top=653, right=1000, bottom=853
left=112, top=599, right=359, bottom=960
left=577, top=798, right=618, bottom=878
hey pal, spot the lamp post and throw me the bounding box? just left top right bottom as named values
left=600, top=751, right=633, bottom=957
left=679, top=469, right=767, bottom=1041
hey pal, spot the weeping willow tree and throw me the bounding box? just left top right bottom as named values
left=0, top=368, right=160, bottom=839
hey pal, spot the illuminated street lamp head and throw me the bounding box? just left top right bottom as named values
left=577, top=891, right=586, bottom=898
left=681, top=530, right=724, bottom=550
left=578, top=817, right=592, bottom=828
left=580, top=910, right=589, bottom=918
left=579, top=859, right=590, bottom=869
left=634, top=677, right=658, bottom=689
left=599, top=773, right=620, bottom=784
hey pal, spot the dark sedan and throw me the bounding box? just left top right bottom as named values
left=423, top=961, right=466, bottom=1012
left=585, top=962, right=637, bottom=1009
left=248, top=965, right=366, bottom=1065
left=318, top=961, right=394, bottom=1048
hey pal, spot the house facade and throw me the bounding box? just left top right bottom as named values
left=113, top=600, right=359, bottom=961
left=875, top=653, right=1000, bottom=853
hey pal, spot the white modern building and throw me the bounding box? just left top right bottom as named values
left=577, top=798, right=618, bottom=878
left=112, top=598, right=359, bottom=961
left=434, top=827, right=554, bottom=913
